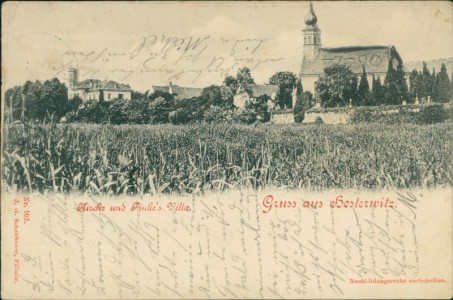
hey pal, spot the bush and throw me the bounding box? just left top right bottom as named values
left=418, top=104, right=448, bottom=124
left=314, top=116, right=324, bottom=124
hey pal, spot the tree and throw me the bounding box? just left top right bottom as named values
left=148, top=90, right=174, bottom=103
left=223, top=75, right=239, bottom=94
left=432, top=64, right=451, bottom=103
left=203, top=105, right=232, bottom=123
left=294, top=91, right=313, bottom=123
left=269, top=71, right=298, bottom=108
left=5, top=78, right=72, bottom=122
left=419, top=62, right=431, bottom=99
left=409, top=69, right=419, bottom=101
left=5, top=86, right=24, bottom=121
left=220, top=86, right=234, bottom=108
left=200, top=85, right=231, bottom=107
left=384, top=83, right=400, bottom=105
left=371, top=75, right=384, bottom=106
left=316, top=65, right=358, bottom=107
left=451, top=71, right=453, bottom=101
left=395, top=63, right=409, bottom=102
left=358, top=65, right=371, bottom=105
left=169, top=96, right=204, bottom=124
left=127, top=97, right=151, bottom=124
left=108, top=99, right=129, bottom=124
left=149, top=96, right=174, bottom=124
left=431, top=67, right=436, bottom=97
left=72, top=100, right=109, bottom=123
left=235, top=67, right=255, bottom=96
left=383, top=58, right=400, bottom=105
left=383, top=58, right=408, bottom=105
left=250, top=95, right=271, bottom=122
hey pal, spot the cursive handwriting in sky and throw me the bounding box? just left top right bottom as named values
left=2, top=1, right=452, bottom=91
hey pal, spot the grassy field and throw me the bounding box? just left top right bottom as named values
left=2, top=122, right=452, bottom=194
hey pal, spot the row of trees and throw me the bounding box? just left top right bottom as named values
left=5, top=78, right=80, bottom=122
left=409, top=62, right=452, bottom=103
left=5, top=68, right=289, bottom=125
left=5, top=62, right=452, bottom=125
left=316, top=61, right=453, bottom=108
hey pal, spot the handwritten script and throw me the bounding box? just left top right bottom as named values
left=51, top=34, right=284, bottom=86
left=2, top=189, right=450, bottom=299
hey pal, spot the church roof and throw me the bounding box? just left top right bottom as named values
left=252, top=84, right=279, bottom=97
left=73, top=79, right=131, bottom=91
left=301, top=45, right=403, bottom=76
left=152, top=85, right=203, bottom=100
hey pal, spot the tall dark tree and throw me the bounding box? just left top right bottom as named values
left=409, top=69, right=419, bottom=102
left=358, top=65, right=370, bottom=105
left=432, top=63, right=451, bottom=103
left=451, top=71, right=453, bottom=101
left=269, top=71, right=298, bottom=108
left=383, top=58, right=408, bottom=105
left=294, top=91, right=313, bottom=123
left=371, top=75, right=384, bottom=105
left=395, top=63, right=410, bottom=102
left=418, top=62, right=431, bottom=99
left=431, top=68, right=437, bottom=97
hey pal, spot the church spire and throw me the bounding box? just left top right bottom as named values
left=304, top=2, right=318, bottom=27
left=303, top=2, right=321, bottom=60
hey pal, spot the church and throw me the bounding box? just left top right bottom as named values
left=299, top=3, right=405, bottom=97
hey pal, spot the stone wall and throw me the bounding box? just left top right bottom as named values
left=271, top=109, right=294, bottom=124
left=304, top=107, right=351, bottom=124
left=303, top=104, right=430, bottom=125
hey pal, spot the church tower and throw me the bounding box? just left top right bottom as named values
left=68, top=67, right=78, bottom=88
left=303, top=2, right=321, bottom=60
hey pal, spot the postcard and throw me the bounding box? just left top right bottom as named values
left=1, top=1, right=452, bottom=299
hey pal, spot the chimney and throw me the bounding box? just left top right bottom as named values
left=169, top=81, right=173, bottom=94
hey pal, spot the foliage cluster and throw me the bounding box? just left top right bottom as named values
left=350, top=104, right=451, bottom=125
left=409, top=63, right=453, bottom=103
left=316, top=62, right=453, bottom=108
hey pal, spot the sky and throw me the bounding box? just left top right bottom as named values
left=2, top=1, right=452, bottom=91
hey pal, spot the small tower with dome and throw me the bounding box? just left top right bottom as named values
left=303, top=2, right=321, bottom=60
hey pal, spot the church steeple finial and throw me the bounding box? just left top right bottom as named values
left=304, top=2, right=318, bottom=27
left=302, top=2, right=321, bottom=60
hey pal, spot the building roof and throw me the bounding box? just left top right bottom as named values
left=251, top=84, right=279, bottom=97
left=173, top=86, right=203, bottom=99
left=152, top=85, right=203, bottom=100
left=152, top=84, right=278, bottom=100
left=73, top=79, right=131, bottom=91
left=301, top=45, right=404, bottom=76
